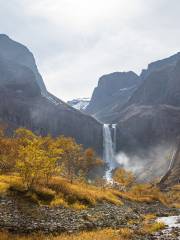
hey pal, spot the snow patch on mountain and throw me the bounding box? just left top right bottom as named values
left=67, top=98, right=90, bottom=111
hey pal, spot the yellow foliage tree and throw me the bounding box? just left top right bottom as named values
left=56, top=137, right=104, bottom=183
left=56, top=136, right=83, bottom=183
left=79, top=148, right=104, bottom=179
left=0, top=126, right=18, bottom=173
left=16, top=130, right=63, bottom=189
left=113, top=168, right=135, bottom=188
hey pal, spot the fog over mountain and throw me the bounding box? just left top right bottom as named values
left=0, top=34, right=103, bottom=154
left=84, top=52, right=180, bottom=185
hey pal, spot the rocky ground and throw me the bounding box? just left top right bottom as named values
left=152, top=228, right=180, bottom=240
left=152, top=216, right=180, bottom=240
left=0, top=195, right=179, bottom=239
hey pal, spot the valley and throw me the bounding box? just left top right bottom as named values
left=0, top=34, right=179, bottom=240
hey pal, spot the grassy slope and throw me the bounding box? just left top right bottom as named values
left=0, top=175, right=179, bottom=208
left=0, top=175, right=179, bottom=239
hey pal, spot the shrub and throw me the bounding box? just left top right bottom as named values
left=143, top=222, right=165, bottom=234
left=113, top=168, right=135, bottom=188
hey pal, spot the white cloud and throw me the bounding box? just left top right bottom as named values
left=0, top=0, right=180, bottom=100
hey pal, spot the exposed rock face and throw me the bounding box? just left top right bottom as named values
left=115, top=104, right=180, bottom=154
left=0, top=35, right=103, bottom=154
left=85, top=52, right=180, bottom=183
left=159, top=140, right=180, bottom=188
left=114, top=59, right=180, bottom=152
left=0, top=34, right=46, bottom=92
left=126, top=61, right=180, bottom=107
left=113, top=57, right=180, bottom=184
left=85, top=71, right=140, bottom=122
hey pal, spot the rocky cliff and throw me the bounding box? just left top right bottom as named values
left=114, top=56, right=180, bottom=184
left=85, top=71, right=140, bottom=122
left=114, top=59, right=180, bottom=151
left=85, top=52, right=180, bottom=184
left=0, top=34, right=103, bottom=154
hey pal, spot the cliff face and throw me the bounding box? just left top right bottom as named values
left=84, top=52, right=180, bottom=183
left=85, top=71, right=140, bottom=122
left=0, top=34, right=46, bottom=92
left=0, top=35, right=103, bottom=154
left=125, top=61, right=180, bottom=107
left=112, top=56, right=180, bottom=184
left=140, top=52, right=180, bottom=80
left=114, top=59, right=180, bottom=152
left=159, top=140, right=180, bottom=188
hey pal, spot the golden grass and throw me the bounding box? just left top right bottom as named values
left=0, top=228, right=134, bottom=240
left=48, top=177, right=123, bottom=207
left=0, top=174, right=22, bottom=196
left=142, top=221, right=165, bottom=234
left=0, top=174, right=179, bottom=209
left=143, top=214, right=156, bottom=221
left=0, top=174, right=21, bottom=184
left=0, top=182, right=9, bottom=194
left=0, top=175, right=123, bottom=207
left=111, top=184, right=172, bottom=206
left=165, top=184, right=180, bottom=208
left=171, top=184, right=180, bottom=191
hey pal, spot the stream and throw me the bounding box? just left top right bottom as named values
left=153, top=215, right=180, bottom=239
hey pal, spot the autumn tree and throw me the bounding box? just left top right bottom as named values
left=56, top=136, right=83, bottom=183
left=0, top=126, right=18, bottom=173
left=15, top=128, right=37, bottom=146
left=113, top=168, right=135, bottom=188
left=79, top=148, right=104, bottom=180
left=56, top=137, right=104, bottom=183
left=16, top=129, right=62, bottom=189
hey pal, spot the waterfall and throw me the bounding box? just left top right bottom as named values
left=112, top=124, right=117, bottom=153
left=103, top=124, right=116, bottom=180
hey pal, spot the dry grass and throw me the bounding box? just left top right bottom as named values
left=143, top=213, right=156, bottom=221
left=0, top=174, right=21, bottom=185
left=111, top=183, right=173, bottom=206
left=0, top=174, right=22, bottom=196
left=0, top=175, right=123, bottom=208
left=47, top=177, right=123, bottom=207
left=142, top=221, right=165, bottom=234
left=165, top=184, right=180, bottom=208
left=0, top=229, right=134, bottom=240
left=0, top=174, right=179, bottom=209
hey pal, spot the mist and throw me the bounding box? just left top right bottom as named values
left=115, top=144, right=174, bottom=181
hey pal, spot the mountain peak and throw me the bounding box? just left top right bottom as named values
left=0, top=34, right=10, bottom=39
left=0, top=34, right=46, bottom=92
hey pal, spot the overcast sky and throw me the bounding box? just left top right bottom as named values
left=1, top=0, right=180, bottom=101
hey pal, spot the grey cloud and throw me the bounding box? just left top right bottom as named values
left=0, top=0, right=180, bottom=100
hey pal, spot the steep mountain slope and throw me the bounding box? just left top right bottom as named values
left=159, top=140, right=180, bottom=188
left=85, top=71, right=140, bottom=122
left=0, top=35, right=103, bottom=154
left=84, top=52, right=180, bottom=183
left=126, top=61, right=180, bottom=107
left=113, top=57, right=180, bottom=184
left=0, top=34, right=46, bottom=92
